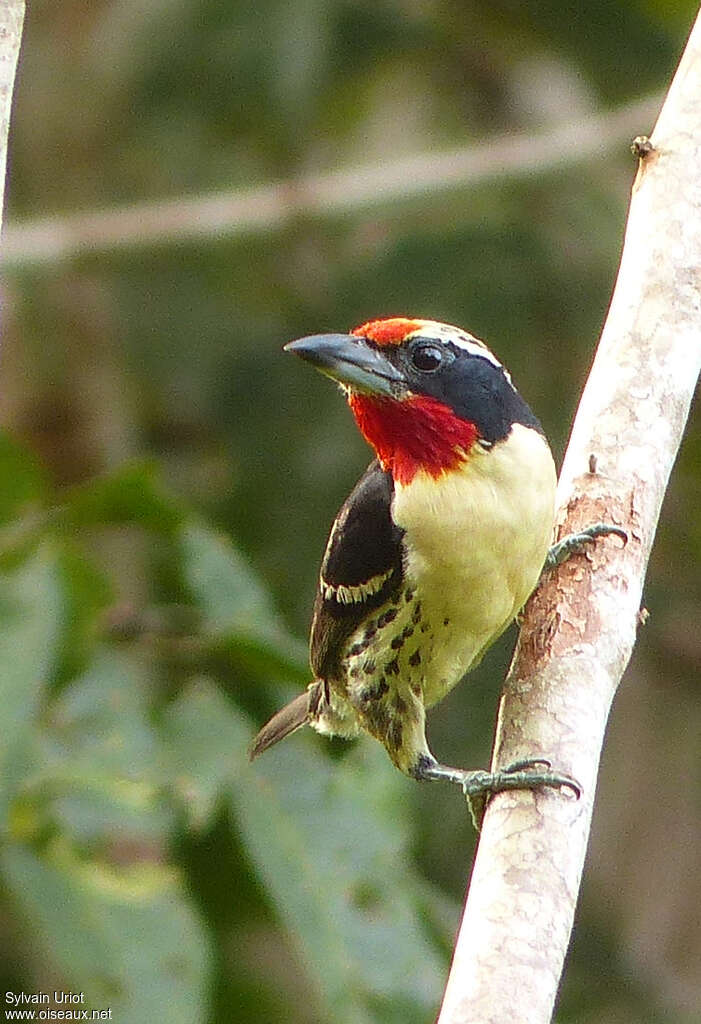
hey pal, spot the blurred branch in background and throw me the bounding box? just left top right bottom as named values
left=0, top=93, right=660, bottom=267
left=0, top=1, right=24, bottom=231
left=439, top=11, right=701, bottom=1023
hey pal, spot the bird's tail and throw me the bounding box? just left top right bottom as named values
left=248, top=682, right=321, bottom=761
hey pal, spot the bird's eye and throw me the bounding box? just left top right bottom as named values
left=410, top=342, right=444, bottom=372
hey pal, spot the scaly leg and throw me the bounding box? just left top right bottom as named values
left=413, top=754, right=580, bottom=828
left=545, top=522, right=627, bottom=571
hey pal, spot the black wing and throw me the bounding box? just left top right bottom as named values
left=310, top=460, right=405, bottom=680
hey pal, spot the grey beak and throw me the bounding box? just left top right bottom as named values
left=285, top=333, right=405, bottom=397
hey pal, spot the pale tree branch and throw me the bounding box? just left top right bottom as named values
left=0, top=0, right=24, bottom=235
left=438, top=11, right=701, bottom=1024
left=0, top=93, right=659, bottom=268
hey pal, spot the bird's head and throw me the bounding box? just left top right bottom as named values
left=285, top=317, right=543, bottom=485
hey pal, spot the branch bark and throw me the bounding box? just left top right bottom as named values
left=0, top=0, right=24, bottom=235
left=438, top=11, right=701, bottom=1024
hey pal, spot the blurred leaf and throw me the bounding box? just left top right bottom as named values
left=210, top=632, right=309, bottom=686
left=0, top=542, right=62, bottom=821
left=30, top=649, right=174, bottom=846
left=53, top=543, right=113, bottom=688
left=0, top=840, right=210, bottom=1024
left=163, top=677, right=249, bottom=830
left=61, top=461, right=184, bottom=534
left=180, top=521, right=279, bottom=632
left=166, top=681, right=447, bottom=1020
left=179, top=521, right=307, bottom=671
left=236, top=738, right=446, bottom=1023
left=0, top=430, right=46, bottom=524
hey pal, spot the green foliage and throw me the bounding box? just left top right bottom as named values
left=0, top=431, right=47, bottom=524
left=179, top=521, right=308, bottom=676
left=61, top=462, right=185, bottom=534
left=0, top=843, right=208, bottom=1024
left=233, top=741, right=446, bottom=1024
left=0, top=544, right=61, bottom=823
left=166, top=679, right=447, bottom=1024
left=0, top=493, right=212, bottom=1018
left=0, top=439, right=451, bottom=1022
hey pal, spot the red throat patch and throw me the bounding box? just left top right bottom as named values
left=352, top=317, right=425, bottom=346
left=348, top=393, right=478, bottom=485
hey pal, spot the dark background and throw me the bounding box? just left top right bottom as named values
left=0, top=2, right=698, bottom=1022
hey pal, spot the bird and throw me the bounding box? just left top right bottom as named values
left=250, top=316, right=613, bottom=803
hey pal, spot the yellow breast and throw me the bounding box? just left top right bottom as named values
left=391, top=424, right=556, bottom=705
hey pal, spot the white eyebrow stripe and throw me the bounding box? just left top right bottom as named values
left=452, top=336, right=503, bottom=366
left=406, top=320, right=504, bottom=369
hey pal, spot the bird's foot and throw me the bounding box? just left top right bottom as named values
left=545, top=522, right=627, bottom=571
left=415, top=756, right=580, bottom=829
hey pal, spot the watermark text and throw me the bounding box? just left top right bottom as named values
left=4, top=992, right=112, bottom=1020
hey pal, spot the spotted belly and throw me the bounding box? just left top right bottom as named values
left=313, top=584, right=464, bottom=771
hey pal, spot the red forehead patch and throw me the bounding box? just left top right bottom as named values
left=352, top=317, right=425, bottom=346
